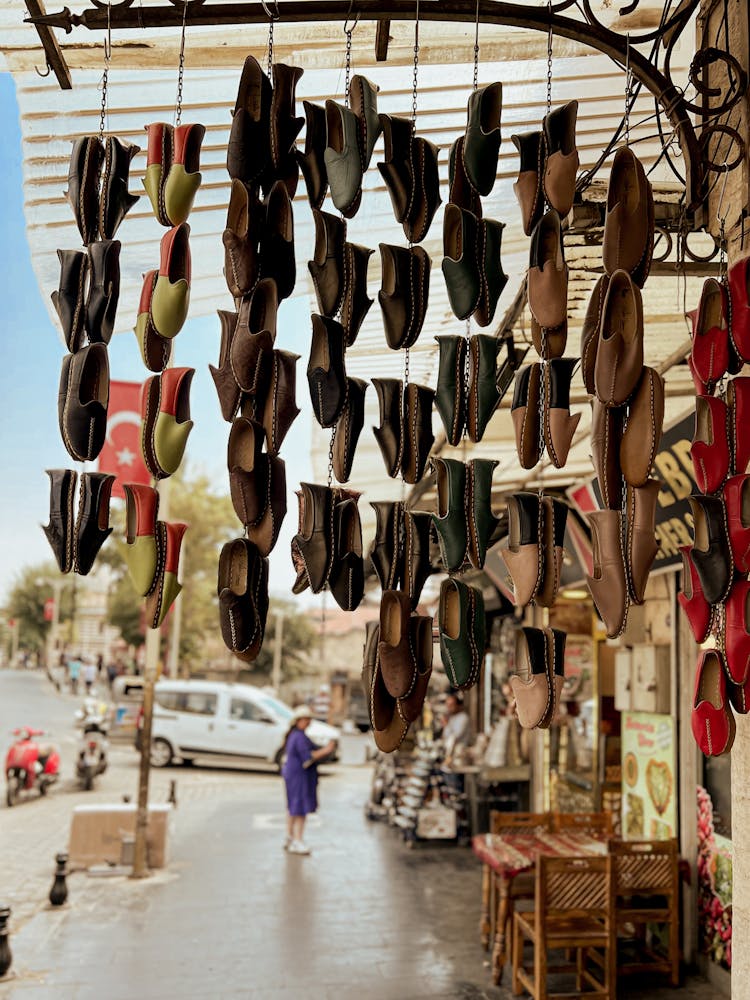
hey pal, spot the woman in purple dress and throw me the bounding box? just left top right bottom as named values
left=282, top=706, right=336, bottom=855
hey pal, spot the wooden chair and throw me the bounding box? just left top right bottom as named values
left=607, top=838, right=680, bottom=987
left=552, top=811, right=613, bottom=838
left=512, top=855, right=613, bottom=999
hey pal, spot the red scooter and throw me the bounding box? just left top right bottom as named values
left=5, top=728, right=60, bottom=806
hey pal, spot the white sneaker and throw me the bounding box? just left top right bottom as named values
left=288, top=840, right=311, bottom=855
left=283, top=837, right=292, bottom=851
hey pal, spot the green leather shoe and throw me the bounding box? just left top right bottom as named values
left=467, top=334, right=502, bottom=442
left=143, top=123, right=173, bottom=227
left=442, top=204, right=480, bottom=321
left=467, top=458, right=499, bottom=569
left=152, top=367, right=195, bottom=477
left=463, top=81, right=503, bottom=196
left=123, top=484, right=160, bottom=597
left=431, top=457, right=468, bottom=573
left=151, top=223, right=191, bottom=339
left=324, top=100, right=363, bottom=217
left=474, top=218, right=508, bottom=328
left=350, top=74, right=381, bottom=170
left=434, top=335, right=467, bottom=447
left=134, top=270, right=171, bottom=372
left=146, top=522, right=187, bottom=629
left=163, top=123, right=205, bottom=226
left=439, top=577, right=485, bottom=690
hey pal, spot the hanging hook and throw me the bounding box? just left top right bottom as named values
left=716, top=159, right=731, bottom=227
left=260, top=0, right=280, bottom=20
left=343, top=0, right=359, bottom=36
left=104, top=0, right=112, bottom=61
left=34, top=59, right=51, bottom=78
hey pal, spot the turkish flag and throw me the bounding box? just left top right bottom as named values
left=97, top=380, right=150, bottom=499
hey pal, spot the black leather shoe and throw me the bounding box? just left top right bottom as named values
left=218, top=538, right=269, bottom=661
left=372, top=378, right=404, bottom=478
left=99, top=136, right=140, bottom=240
left=329, top=494, right=365, bottom=611
left=467, top=458, right=499, bottom=570
left=377, top=114, right=414, bottom=224
left=308, top=314, right=347, bottom=428
left=85, top=239, right=120, bottom=345
left=308, top=209, right=346, bottom=318
left=403, top=510, right=433, bottom=608
left=369, top=500, right=403, bottom=592
left=228, top=417, right=268, bottom=527
left=246, top=454, right=287, bottom=557
left=340, top=243, right=374, bottom=347
left=65, top=136, right=104, bottom=245
left=543, top=357, right=581, bottom=470
left=260, top=180, right=295, bottom=301
left=434, top=335, right=467, bottom=447
left=51, top=249, right=88, bottom=353
left=291, top=483, right=334, bottom=594
left=58, top=344, right=109, bottom=462
left=270, top=63, right=305, bottom=169
left=474, top=219, right=507, bottom=328
left=297, top=100, right=328, bottom=209
left=449, top=136, right=482, bottom=217
left=332, top=376, right=368, bottom=483
left=511, top=363, right=542, bottom=469
left=403, top=137, right=441, bottom=244
left=227, top=55, right=272, bottom=184
left=262, top=349, right=301, bottom=456
left=689, top=494, right=734, bottom=605
left=379, top=244, right=431, bottom=350
left=42, top=469, right=77, bottom=574
left=74, top=472, right=115, bottom=575
left=467, top=334, right=503, bottom=443
left=402, top=383, right=435, bottom=485
left=442, top=204, right=481, bottom=321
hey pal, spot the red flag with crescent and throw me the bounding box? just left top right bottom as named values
left=97, top=380, right=150, bottom=499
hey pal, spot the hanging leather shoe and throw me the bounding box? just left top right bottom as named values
left=51, top=249, right=88, bottom=353
left=580, top=274, right=609, bottom=394
left=260, top=180, right=295, bottom=301
left=402, top=382, right=435, bottom=485
left=271, top=63, right=304, bottom=169
left=246, top=454, right=286, bottom=557
left=218, top=538, right=269, bottom=661
left=678, top=545, right=712, bottom=644
left=379, top=590, right=418, bottom=698
left=397, top=615, right=433, bottom=724
left=621, top=367, right=665, bottom=487
left=467, top=458, right=499, bottom=571
left=145, top=521, right=188, bottom=630
left=594, top=268, right=644, bottom=407
left=123, top=483, right=161, bottom=597
left=142, top=366, right=194, bottom=479
left=136, top=271, right=172, bottom=374
left=510, top=627, right=555, bottom=730
left=329, top=495, right=365, bottom=612
left=99, top=135, right=140, bottom=240
left=439, top=577, right=485, bottom=691
left=42, top=469, right=77, bottom=574
left=369, top=500, right=404, bottom=592
left=689, top=493, right=733, bottom=605
left=372, top=377, right=404, bottom=478
left=691, top=650, right=735, bottom=757
left=403, top=510, right=432, bottom=608
left=729, top=255, right=750, bottom=362
left=227, top=55, right=272, bottom=183
left=528, top=209, right=567, bottom=359
left=85, top=239, right=120, bottom=345
left=473, top=219, right=507, bottom=328
left=725, top=580, right=750, bottom=712
left=690, top=394, right=730, bottom=495
left=308, top=209, right=346, bottom=317
left=209, top=309, right=241, bottom=422
left=689, top=278, right=730, bottom=393
left=403, top=137, right=441, bottom=244
left=340, top=243, right=374, bottom=347
left=308, top=314, right=347, bottom=428
left=511, top=130, right=544, bottom=236
left=379, top=243, right=431, bottom=350
left=228, top=416, right=269, bottom=526
left=434, top=335, right=467, bottom=447
left=536, top=496, right=568, bottom=609
left=332, top=376, right=368, bottom=483
left=364, top=624, right=410, bottom=753
left=542, top=100, right=579, bottom=218
left=511, top=363, right=542, bottom=469
left=449, top=136, right=482, bottom=217
left=262, top=349, right=300, bottom=456
left=442, top=204, right=481, bottom=322
left=291, top=483, right=334, bottom=594
left=587, top=509, right=629, bottom=638
left=143, top=123, right=173, bottom=227
left=602, top=146, right=654, bottom=288
left=74, top=472, right=115, bottom=576
left=543, top=357, right=581, bottom=469
left=462, top=81, right=502, bottom=196
left=163, top=123, right=206, bottom=227
left=724, top=474, right=750, bottom=575
left=151, top=223, right=191, bottom=340
left=325, top=100, right=363, bottom=218
left=431, top=457, right=468, bottom=573
left=591, top=398, right=624, bottom=510
left=378, top=114, right=414, bottom=224
left=58, top=343, right=109, bottom=463
left=468, top=334, right=503, bottom=443
left=223, top=178, right=261, bottom=300
left=297, top=101, right=328, bottom=210
left=501, top=492, right=543, bottom=608
left=230, top=295, right=274, bottom=395
left=65, top=136, right=103, bottom=245
left=350, top=74, right=381, bottom=171
left=625, top=479, right=661, bottom=604
left=728, top=377, right=750, bottom=475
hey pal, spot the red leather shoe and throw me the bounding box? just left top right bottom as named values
left=728, top=255, right=750, bottom=362
left=727, top=377, right=750, bottom=474
left=724, top=474, right=750, bottom=574
left=725, top=581, right=750, bottom=712
left=690, top=394, right=729, bottom=495
left=689, top=278, right=729, bottom=392
left=687, top=354, right=709, bottom=396
left=691, top=649, right=735, bottom=757
left=677, top=546, right=712, bottom=643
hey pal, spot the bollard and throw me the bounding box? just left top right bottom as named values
left=0, top=906, right=12, bottom=978
left=168, top=779, right=177, bottom=808
left=49, top=852, right=69, bottom=906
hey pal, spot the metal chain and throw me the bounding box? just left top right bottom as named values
left=344, top=28, right=353, bottom=107
left=267, top=18, right=274, bottom=76
left=98, top=1, right=111, bottom=140
left=174, top=0, right=188, bottom=127
left=473, top=0, right=480, bottom=91
left=538, top=359, right=546, bottom=476
left=411, top=0, right=420, bottom=129
left=327, top=428, right=335, bottom=488
left=717, top=162, right=730, bottom=280
left=624, top=33, right=633, bottom=147
left=546, top=0, right=553, bottom=115
left=404, top=346, right=410, bottom=391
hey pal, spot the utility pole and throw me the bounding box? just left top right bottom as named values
left=271, top=610, right=284, bottom=694
left=167, top=537, right=185, bottom=679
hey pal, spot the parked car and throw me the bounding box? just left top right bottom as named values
left=135, top=680, right=340, bottom=770
left=109, top=675, right=145, bottom=741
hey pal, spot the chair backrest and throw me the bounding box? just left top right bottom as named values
left=490, top=810, right=552, bottom=837
left=608, top=838, right=679, bottom=898
left=553, top=811, right=613, bottom=838
left=536, top=855, right=613, bottom=929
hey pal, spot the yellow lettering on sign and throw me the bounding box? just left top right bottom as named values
left=654, top=448, right=693, bottom=505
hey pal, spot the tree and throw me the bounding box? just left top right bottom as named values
left=249, top=599, right=318, bottom=680
left=3, top=562, right=76, bottom=655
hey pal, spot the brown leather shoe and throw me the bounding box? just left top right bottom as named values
left=363, top=624, right=409, bottom=753
left=223, top=179, right=261, bottom=299
left=209, top=309, right=241, bottom=422
left=379, top=590, right=418, bottom=698
left=260, top=180, right=295, bottom=301
left=595, top=269, right=644, bottom=407
left=602, top=146, right=654, bottom=288
left=308, top=209, right=346, bottom=317
left=591, top=398, right=625, bottom=510
left=372, top=378, right=404, bottom=478
left=510, top=626, right=555, bottom=730
left=340, top=243, right=374, bottom=347
left=626, top=479, right=661, bottom=604
left=511, top=130, right=544, bottom=237
left=307, top=314, right=347, bottom=428
left=543, top=358, right=581, bottom=469
left=536, top=496, right=568, bottom=609
left=270, top=63, right=304, bottom=169
left=332, top=376, right=368, bottom=483
left=580, top=274, right=609, bottom=394
left=217, top=538, right=269, bottom=661
left=528, top=210, right=567, bottom=358
left=247, top=455, right=286, bottom=557
left=369, top=500, right=403, bottom=592
left=542, top=101, right=579, bottom=218
left=329, top=494, right=364, bottom=612
left=402, top=383, right=435, bottom=485
left=620, top=367, right=664, bottom=487
left=228, top=416, right=268, bottom=526
left=230, top=297, right=274, bottom=395
left=403, top=137, right=441, bottom=244
left=511, top=363, right=542, bottom=469
left=297, top=100, right=328, bottom=209
left=378, top=243, right=431, bottom=350
left=501, top=492, right=543, bottom=608
left=262, top=349, right=300, bottom=456
left=396, top=615, right=433, bottom=724
left=227, top=55, right=272, bottom=183
left=291, top=483, right=334, bottom=594
left=587, top=509, right=629, bottom=638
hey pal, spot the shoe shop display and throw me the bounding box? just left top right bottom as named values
left=379, top=243, right=431, bottom=350
left=150, top=223, right=191, bottom=339
left=58, top=343, right=109, bottom=463
left=462, top=81, right=502, bottom=196
left=587, top=508, right=629, bottom=639
left=690, top=395, right=730, bottom=496
left=291, top=482, right=334, bottom=594
left=145, top=521, right=188, bottom=630
left=728, top=255, right=750, bottom=362
left=511, top=130, right=544, bottom=237
left=542, top=100, right=579, bottom=218
left=438, top=577, right=485, bottom=691
left=42, top=469, right=114, bottom=578
left=308, top=209, right=346, bottom=318
left=691, top=649, right=735, bottom=757
left=340, top=242, right=374, bottom=347
left=218, top=537, right=270, bottom=661
left=620, top=367, right=665, bottom=487
left=602, top=146, right=654, bottom=288
left=331, top=377, right=368, bottom=483
left=688, top=278, right=730, bottom=393
left=308, top=314, right=347, bottom=428
left=51, top=249, right=88, bottom=353
left=677, top=546, right=713, bottom=644
left=227, top=55, right=272, bottom=183
left=99, top=135, right=140, bottom=240
left=510, top=627, right=561, bottom=730
left=325, top=99, right=363, bottom=218
left=297, top=100, right=328, bottom=209
left=542, top=357, right=581, bottom=469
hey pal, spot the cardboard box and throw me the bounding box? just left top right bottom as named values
left=68, top=803, right=171, bottom=869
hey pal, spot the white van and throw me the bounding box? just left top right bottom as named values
left=142, top=680, right=340, bottom=770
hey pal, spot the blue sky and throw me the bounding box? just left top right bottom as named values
left=0, top=71, right=313, bottom=605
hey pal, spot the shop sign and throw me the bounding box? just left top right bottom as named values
left=621, top=711, right=677, bottom=840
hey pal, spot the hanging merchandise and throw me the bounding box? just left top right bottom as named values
left=43, top=470, right=115, bottom=576
left=509, top=627, right=566, bottom=730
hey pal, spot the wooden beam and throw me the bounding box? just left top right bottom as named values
left=23, top=0, right=71, bottom=90
left=375, top=18, right=391, bottom=60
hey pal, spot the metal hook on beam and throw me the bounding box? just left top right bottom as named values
left=260, top=0, right=280, bottom=20
left=35, top=57, right=52, bottom=77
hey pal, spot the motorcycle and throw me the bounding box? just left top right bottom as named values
left=75, top=700, right=109, bottom=791
left=5, top=727, right=60, bottom=807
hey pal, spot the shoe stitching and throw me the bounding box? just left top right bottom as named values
left=64, top=472, right=76, bottom=574
left=71, top=254, right=87, bottom=350
left=99, top=137, right=112, bottom=240
left=79, top=139, right=91, bottom=243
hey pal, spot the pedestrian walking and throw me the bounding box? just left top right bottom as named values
left=83, top=659, right=97, bottom=694
left=67, top=653, right=82, bottom=695
left=281, top=706, right=336, bottom=856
